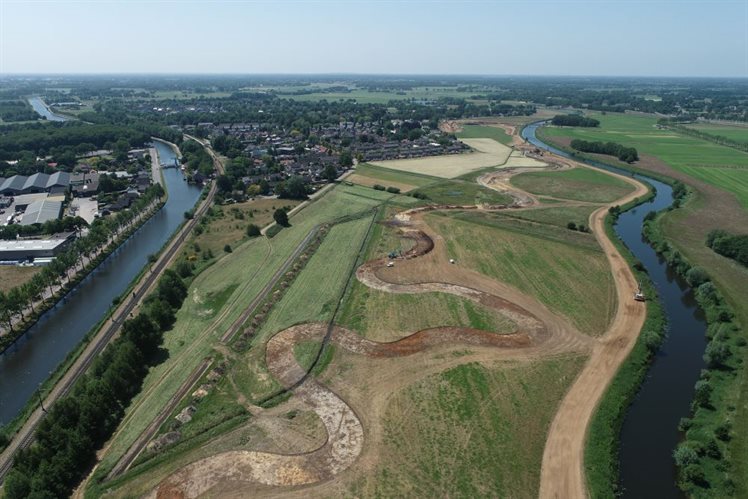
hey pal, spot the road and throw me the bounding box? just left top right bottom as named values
left=538, top=158, right=649, bottom=499
left=0, top=136, right=221, bottom=483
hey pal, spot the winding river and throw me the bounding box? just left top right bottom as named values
left=0, top=142, right=201, bottom=425
left=523, top=122, right=706, bottom=498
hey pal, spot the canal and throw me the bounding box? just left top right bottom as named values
left=0, top=142, right=201, bottom=425
left=28, top=97, right=69, bottom=122
left=523, top=122, right=706, bottom=499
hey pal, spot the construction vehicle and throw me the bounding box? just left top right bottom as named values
left=634, top=281, right=645, bottom=302
left=386, top=261, right=394, bottom=268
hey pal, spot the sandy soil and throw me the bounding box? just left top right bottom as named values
left=370, top=138, right=512, bottom=178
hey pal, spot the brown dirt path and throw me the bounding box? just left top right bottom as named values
left=538, top=161, right=648, bottom=499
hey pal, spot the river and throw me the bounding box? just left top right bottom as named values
left=0, top=142, right=200, bottom=425
left=522, top=123, right=706, bottom=499
left=27, top=96, right=69, bottom=122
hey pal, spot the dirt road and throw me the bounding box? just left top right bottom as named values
left=538, top=164, right=648, bottom=499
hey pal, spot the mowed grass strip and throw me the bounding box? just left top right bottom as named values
left=232, top=214, right=376, bottom=402
left=428, top=211, right=616, bottom=336
left=457, top=124, right=513, bottom=145
left=511, top=167, right=634, bottom=203
left=355, top=357, right=586, bottom=498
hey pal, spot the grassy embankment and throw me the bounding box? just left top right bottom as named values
left=540, top=113, right=748, bottom=496
left=89, top=184, right=401, bottom=496
left=511, top=166, right=635, bottom=204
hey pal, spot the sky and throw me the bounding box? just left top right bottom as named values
left=1, top=0, right=747, bottom=77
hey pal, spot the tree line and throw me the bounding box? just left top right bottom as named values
left=706, top=230, right=748, bottom=267
left=2, top=268, right=190, bottom=498
left=0, top=184, right=165, bottom=350
left=571, top=139, right=639, bottom=163
left=551, top=114, right=600, bottom=127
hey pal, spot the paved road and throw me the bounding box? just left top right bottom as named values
left=0, top=137, right=221, bottom=483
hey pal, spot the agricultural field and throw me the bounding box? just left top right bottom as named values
left=348, top=357, right=586, bottom=498
left=457, top=124, right=513, bottom=145
left=277, top=85, right=483, bottom=104
left=511, top=166, right=635, bottom=203
left=414, top=178, right=513, bottom=206
left=427, top=211, right=616, bottom=336
left=348, top=163, right=438, bottom=192
left=538, top=112, right=748, bottom=208
left=370, top=138, right=512, bottom=178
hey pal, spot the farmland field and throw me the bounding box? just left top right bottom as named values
left=427, top=211, right=616, bottom=336
left=347, top=163, right=439, bottom=192
left=511, top=166, right=635, bottom=203
left=370, top=138, right=512, bottom=178
left=350, top=357, right=586, bottom=498
left=538, top=112, right=748, bottom=208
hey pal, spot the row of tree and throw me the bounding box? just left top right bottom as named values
left=570, top=139, right=639, bottom=163
left=551, top=114, right=600, bottom=127
left=706, top=229, right=748, bottom=267
left=0, top=184, right=165, bottom=349
left=2, top=269, right=189, bottom=498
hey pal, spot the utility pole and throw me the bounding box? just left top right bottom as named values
left=37, top=386, right=46, bottom=413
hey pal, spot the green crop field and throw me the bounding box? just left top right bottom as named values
left=457, top=124, right=513, bottom=145
left=352, top=356, right=586, bottom=498
left=415, top=178, right=513, bottom=205
left=511, top=167, right=634, bottom=203
left=428, top=211, right=616, bottom=336
left=539, top=113, right=748, bottom=208
left=281, top=86, right=480, bottom=104
left=685, top=123, right=748, bottom=144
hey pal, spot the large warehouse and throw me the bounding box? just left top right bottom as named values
left=0, top=172, right=70, bottom=195
left=20, top=199, right=63, bottom=225
left=0, top=233, right=74, bottom=261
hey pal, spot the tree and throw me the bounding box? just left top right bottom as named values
left=339, top=150, right=353, bottom=167
left=247, top=224, right=261, bottom=237
left=216, top=175, right=233, bottom=193
left=273, top=209, right=289, bottom=227
left=323, top=163, right=338, bottom=182
left=224, top=244, right=233, bottom=253
left=277, top=175, right=309, bottom=200
left=693, top=379, right=712, bottom=408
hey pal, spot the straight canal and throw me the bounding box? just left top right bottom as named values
left=523, top=122, right=706, bottom=499
left=0, top=141, right=201, bottom=425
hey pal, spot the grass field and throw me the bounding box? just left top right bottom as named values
left=193, top=199, right=301, bottom=255
left=457, top=124, right=513, bottom=145
left=684, top=123, right=748, bottom=144
left=348, top=163, right=439, bottom=192
left=370, top=138, right=512, bottom=178
left=511, top=167, right=635, bottom=203
left=91, top=184, right=389, bottom=483
left=428, top=211, right=616, bottom=336
left=279, top=86, right=483, bottom=104
left=0, top=265, right=41, bottom=291
left=350, top=356, right=586, bottom=498
left=539, top=113, right=748, bottom=207
left=232, top=214, right=375, bottom=402
left=501, top=205, right=600, bottom=229
left=414, top=178, right=513, bottom=205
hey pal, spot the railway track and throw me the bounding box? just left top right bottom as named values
left=0, top=138, right=220, bottom=484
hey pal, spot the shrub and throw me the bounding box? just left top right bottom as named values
left=567, top=221, right=577, bottom=230
left=386, top=186, right=401, bottom=193
left=715, top=422, right=732, bottom=441
left=673, top=443, right=700, bottom=467
left=372, top=184, right=385, bottom=191
left=246, top=224, right=261, bottom=237
left=704, top=341, right=731, bottom=369
left=693, top=379, right=713, bottom=408
left=223, top=244, right=232, bottom=253
left=685, top=266, right=710, bottom=287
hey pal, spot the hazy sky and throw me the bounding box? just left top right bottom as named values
left=1, top=0, right=746, bottom=77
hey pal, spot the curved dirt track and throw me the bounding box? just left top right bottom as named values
left=148, top=137, right=648, bottom=499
